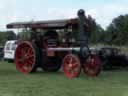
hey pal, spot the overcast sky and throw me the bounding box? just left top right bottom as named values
left=0, top=0, right=128, bottom=30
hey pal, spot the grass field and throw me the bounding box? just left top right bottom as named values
left=0, top=62, right=128, bottom=96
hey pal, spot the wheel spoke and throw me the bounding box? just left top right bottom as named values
left=72, top=63, right=78, bottom=69
left=26, top=55, right=34, bottom=59
left=17, top=58, right=24, bottom=62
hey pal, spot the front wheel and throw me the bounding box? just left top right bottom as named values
left=63, top=54, right=81, bottom=78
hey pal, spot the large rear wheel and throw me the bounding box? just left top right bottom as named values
left=15, top=41, right=40, bottom=73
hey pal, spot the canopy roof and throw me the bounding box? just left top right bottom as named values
left=7, top=18, right=78, bottom=29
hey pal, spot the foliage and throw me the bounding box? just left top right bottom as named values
left=0, top=31, right=16, bottom=46
left=86, top=15, right=104, bottom=44
left=106, top=14, right=128, bottom=45
left=87, top=14, right=128, bottom=46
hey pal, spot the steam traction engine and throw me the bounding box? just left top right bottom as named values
left=6, top=9, right=101, bottom=78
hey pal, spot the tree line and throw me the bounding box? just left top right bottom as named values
left=88, top=14, right=128, bottom=45
left=0, top=31, right=16, bottom=46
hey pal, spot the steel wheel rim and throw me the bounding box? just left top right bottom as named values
left=63, top=54, right=81, bottom=78
left=83, top=55, right=101, bottom=76
left=15, top=42, right=35, bottom=73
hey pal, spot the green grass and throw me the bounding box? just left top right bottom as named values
left=0, top=62, right=128, bottom=96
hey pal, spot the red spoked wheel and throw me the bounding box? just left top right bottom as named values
left=15, top=41, right=40, bottom=73
left=63, top=54, right=81, bottom=78
left=83, top=55, right=101, bottom=77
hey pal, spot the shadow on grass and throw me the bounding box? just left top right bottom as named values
left=0, top=63, right=128, bottom=80
left=0, top=69, right=19, bottom=76
left=31, top=70, right=65, bottom=77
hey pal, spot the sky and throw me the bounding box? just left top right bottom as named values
left=0, top=0, right=128, bottom=31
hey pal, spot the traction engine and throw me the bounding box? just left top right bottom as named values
left=6, top=9, right=101, bottom=78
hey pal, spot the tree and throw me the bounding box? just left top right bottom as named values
left=106, top=14, right=128, bottom=45
left=86, top=15, right=104, bottom=44
left=0, top=31, right=16, bottom=46
left=6, top=31, right=17, bottom=40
